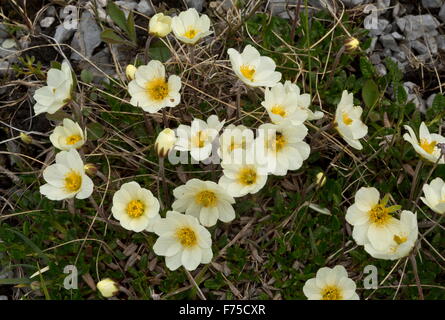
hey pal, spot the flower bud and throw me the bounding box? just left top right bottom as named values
left=84, top=163, right=98, bottom=176
left=344, top=37, right=360, bottom=52
left=155, top=128, right=176, bottom=158
left=149, top=13, right=172, bottom=38
left=97, top=278, right=119, bottom=298
left=125, top=64, right=137, bottom=80
left=20, top=132, right=32, bottom=144
left=315, top=172, right=326, bottom=187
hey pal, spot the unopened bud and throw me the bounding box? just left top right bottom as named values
left=344, top=37, right=360, bottom=52
left=315, top=172, right=327, bottom=187
left=20, top=132, right=32, bottom=144
left=125, top=64, right=137, bottom=80
left=155, top=128, right=176, bottom=158
left=97, top=278, right=119, bottom=298
left=84, top=163, right=98, bottom=176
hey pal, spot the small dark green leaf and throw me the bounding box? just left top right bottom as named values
left=126, top=11, right=137, bottom=44
left=86, top=122, right=105, bottom=140
left=359, top=56, right=375, bottom=79
left=106, top=1, right=129, bottom=34
left=100, top=29, right=126, bottom=44
left=362, top=79, right=379, bottom=108
left=148, top=39, right=171, bottom=63
left=80, top=69, right=93, bottom=84
left=394, top=83, right=407, bottom=105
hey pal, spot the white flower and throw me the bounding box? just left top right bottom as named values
left=334, top=90, right=368, bottom=150
left=303, top=265, right=359, bottom=300
left=155, top=128, right=177, bottom=157
left=128, top=60, right=181, bottom=113
left=112, top=181, right=161, bottom=232
left=149, top=13, right=172, bottom=37
left=345, top=187, right=401, bottom=251
left=175, top=115, right=225, bottom=161
left=403, top=122, right=445, bottom=164
left=171, top=8, right=212, bottom=45
left=217, top=124, right=254, bottom=164
left=255, top=122, right=310, bottom=176
left=49, top=118, right=86, bottom=151
left=153, top=211, right=213, bottom=271
left=282, top=81, right=324, bottom=120
left=172, top=179, right=236, bottom=227
left=33, top=61, right=73, bottom=115
left=40, top=149, right=93, bottom=200
left=218, top=149, right=268, bottom=198
left=364, top=210, right=418, bottom=260
left=227, top=45, right=281, bottom=87
left=96, top=278, right=119, bottom=298
left=421, top=177, right=445, bottom=214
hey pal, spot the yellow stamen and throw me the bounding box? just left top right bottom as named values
left=321, top=285, right=343, bottom=300
left=183, top=28, right=198, bottom=39
left=420, top=139, right=436, bottom=154
left=192, top=130, right=207, bottom=148
left=66, top=134, right=82, bottom=145
left=368, top=203, right=392, bottom=226
left=394, top=234, right=407, bottom=245
left=64, top=171, right=82, bottom=192
left=275, top=132, right=286, bottom=152
left=126, top=200, right=145, bottom=218
left=342, top=112, right=353, bottom=125
left=195, top=190, right=217, bottom=208
left=176, top=227, right=197, bottom=247
left=238, top=167, right=257, bottom=186
left=146, top=78, right=169, bottom=101
left=271, top=105, right=286, bottom=117
left=240, top=65, right=255, bottom=81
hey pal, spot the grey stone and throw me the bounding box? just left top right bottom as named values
left=370, top=53, right=381, bottom=64
left=380, top=34, right=399, bottom=51
left=115, top=1, right=138, bottom=18
left=421, top=0, right=443, bottom=8
left=0, top=60, right=9, bottom=75
left=54, top=24, right=76, bottom=43
left=70, top=11, right=102, bottom=60
left=411, top=40, right=428, bottom=54
left=393, top=51, right=406, bottom=62
left=137, top=0, right=154, bottom=15
left=340, top=0, right=368, bottom=7
left=398, top=15, right=440, bottom=41
left=425, top=36, right=438, bottom=55
left=437, top=35, right=445, bottom=50
left=0, top=24, right=8, bottom=39
left=369, top=19, right=390, bottom=36
left=393, top=2, right=407, bottom=17
left=46, top=6, right=56, bottom=16
left=439, top=4, right=445, bottom=22
left=366, top=37, right=378, bottom=53
left=40, top=17, right=55, bottom=28
left=377, top=0, right=390, bottom=14
left=426, top=94, right=437, bottom=108
left=375, top=63, right=387, bottom=76
left=187, top=0, right=205, bottom=12
left=392, top=32, right=404, bottom=40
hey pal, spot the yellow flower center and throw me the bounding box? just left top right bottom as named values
left=192, top=130, right=207, bottom=148
left=275, top=132, right=286, bottom=152
left=368, top=203, right=392, bottom=226
left=321, top=285, right=343, bottom=300
left=126, top=200, right=145, bottom=218
left=176, top=227, right=197, bottom=247
left=183, top=28, right=198, bottom=39
left=394, top=234, right=407, bottom=245
left=195, top=190, right=217, bottom=208
left=64, top=171, right=82, bottom=192
left=420, top=139, right=436, bottom=154
left=271, top=105, right=287, bottom=117
left=342, top=112, right=353, bottom=125
left=238, top=167, right=257, bottom=186
left=240, top=65, right=255, bottom=81
left=146, top=78, right=169, bottom=101
left=66, top=134, right=82, bottom=145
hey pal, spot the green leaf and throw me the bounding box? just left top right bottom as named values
left=100, top=29, right=126, bottom=44
left=126, top=11, right=137, bottom=44
left=80, top=69, right=93, bottom=84
left=426, top=93, right=445, bottom=121
left=394, top=83, right=407, bottom=105
left=148, top=39, right=171, bottom=63
left=362, top=79, right=379, bottom=108
left=359, top=57, right=375, bottom=78
left=86, top=122, right=105, bottom=140
left=106, top=1, right=129, bottom=34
